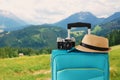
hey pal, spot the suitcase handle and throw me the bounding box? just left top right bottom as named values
left=67, top=22, right=91, bottom=39
left=68, top=22, right=91, bottom=29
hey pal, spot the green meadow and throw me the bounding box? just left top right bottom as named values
left=110, top=45, right=120, bottom=80
left=0, top=55, right=51, bottom=80
left=0, top=45, right=120, bottom=80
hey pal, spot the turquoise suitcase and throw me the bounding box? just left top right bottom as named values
left=51, top=50, right=109, bottom=80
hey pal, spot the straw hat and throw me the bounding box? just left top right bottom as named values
left=75, top=34, right=110, bottom=53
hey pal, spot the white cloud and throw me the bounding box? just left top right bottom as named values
left=0, top=0, right=120, bottom=24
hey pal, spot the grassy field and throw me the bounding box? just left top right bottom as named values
left=0, top=55, right=51, bottom=80
left=110, top=45, right=120, bottom=80
left=0, top=45, right=120, bottom=80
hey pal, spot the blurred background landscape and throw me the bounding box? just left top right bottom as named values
left=0, top=0, right=120, bottom=80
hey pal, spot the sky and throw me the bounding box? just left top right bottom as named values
left=0, top=0, right=120, bottom=24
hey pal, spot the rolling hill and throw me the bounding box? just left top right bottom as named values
left=95, top=17, right=120, bottom=36
left=0, top=24, right=67, bottom=49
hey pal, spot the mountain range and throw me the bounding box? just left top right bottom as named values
left=54, top=12, right=120, bottom=29
left=0, top=10, right=120, bottom=30
left=54, top=12, right=104, bottom=28
left=0, top=10, right=120, bottom=49
left=0, top=10, right=28, bottom=31
left=103, top=12, right=120, bottom=23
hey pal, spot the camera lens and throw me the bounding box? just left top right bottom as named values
left=58, top=42, right=63, bottom=49
left=65, top=42, right=72, bottom=49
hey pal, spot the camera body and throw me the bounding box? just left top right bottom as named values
left=57, top=37, right=75, bottom=50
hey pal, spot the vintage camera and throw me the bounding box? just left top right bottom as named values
left=56, top=23, right=76, bottom=50
left=56, top=22, right=91, bottom=50
left=57, top=37, right=75, bottom=50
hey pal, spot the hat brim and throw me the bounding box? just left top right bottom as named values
left=75, top=45, right=110, bottom=53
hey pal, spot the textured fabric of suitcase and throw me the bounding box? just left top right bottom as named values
left=51, top=50, right=109, bottom=80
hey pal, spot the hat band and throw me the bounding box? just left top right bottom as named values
left=80, top=43, right=109, bottom=51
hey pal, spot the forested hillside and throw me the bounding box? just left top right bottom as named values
left=95, top=18, right=120, bottom=36
left=107, top=30, right=120, bottom=46
left=0, top=24, right=67, bottom=49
